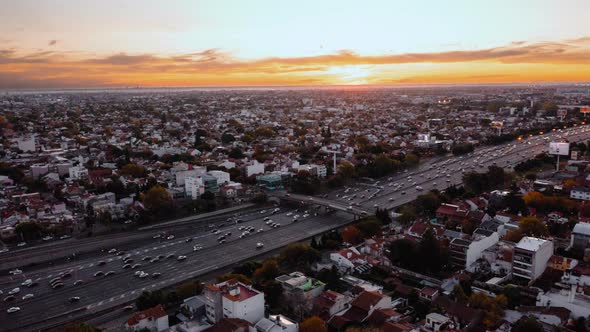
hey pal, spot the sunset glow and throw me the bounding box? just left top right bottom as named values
left=1, top=0, right=589, bottom=88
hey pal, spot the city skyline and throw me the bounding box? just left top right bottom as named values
left=1, top=0, right=590, bottom=88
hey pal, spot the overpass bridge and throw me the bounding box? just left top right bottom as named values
left=273, top=192, right=370, bottom=219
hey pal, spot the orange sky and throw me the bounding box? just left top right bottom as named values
left=1, top=1, right=590, bottom=88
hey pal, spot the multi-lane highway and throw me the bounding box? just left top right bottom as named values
left=2, top=125, right=590, bottom=331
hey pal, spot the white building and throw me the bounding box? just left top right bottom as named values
left=16, top=135, right=36, bottom=152
left=208, top=170, right=230, bottom=186
left=254, top=314, right=298, bottom=332
left=571, top=223, right=590, bottom=250
left=185, top=176, right=205, bottom=200
left=512, top=237, right=554, bottom=283
left=174, top=167, right=206, bottom=186
left=203, top=279, right=265, bottom=324
left=30, top=164, right=50, bottom=178
left=570, top=187, right=590, bottom=201
left=68, top=166, right=88, bottom=180
left=125, top=305, right=169, bottom=332
left=297, top=164, right=327, bottom=178
left=425, top=312, right=451, bottom=332
left=449, top=229, right=499, bottom=272
left=246, top=161, right=265, bottom=177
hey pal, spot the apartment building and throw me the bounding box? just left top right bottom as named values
left=512, top=237, right=554, bottom=284
left=203, top=279, right=265, bottom=324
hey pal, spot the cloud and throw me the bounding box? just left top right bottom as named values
left=48, top=40, right=58, bottom=46
left=1, top=36, right=590, bottom=88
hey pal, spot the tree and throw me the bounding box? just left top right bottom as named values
left=63, top=323, right=100, bottom=332
left=232, top=261, right=262, bottom=277
left=136, top=290, right=166, bottom=310
left=506, top=216, right=548, bottom=242
left=216, top=273, right=252, bottom=285
left=341, top=226, right=363, bottom=245
left=176, top=280, right=203, bottom=299
left=511, top=316, right=544, bottom=332
left=120, top=163, right=147, bottom=178
left=15, top=222, right=43, bottom=241
left=259, top=280, right=283, bottom=309
left=300, top=316, right=327, bottom=332
left=228, top=147, right=245, bottom=159
left=279, top=243, right=320, bottom=269
left=417, top=228, right=445, bottom=274
left=337, top=161, right=356, bottom=180
left=221, top=132, right=235, bottom=144
left=386, top=239, right=418, bottom=271
left=142, top=185, right=172, bottom=211
left=523, top=191, right=544, bottom=206
left=316, top=266, right=343, bottom=292
left=254, top=259, right=281, bottom=282
left=356, top=219, right=381, bottom=238
left=468, top=293, right=507, bottom=330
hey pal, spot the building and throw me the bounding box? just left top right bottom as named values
left=256, top=173, right=284, bottom=190
left=312, top=290, right=351, bottom=320
left=246, top=161, right=265, bottom=177
left=185, top=176, right=205, bottom=200
left=125, top=305, right=169, bottom=332
left=30, top=164, right=50, bottom=178
left=203, top=279, right=265, bottom=324
left=202, top=174, right=220, bottom=193
left=209, top=170, right=230, bottom=186
left=275, top=272, right=326, bottom=302
left=174, top=167, right=206, bottom=186
left=448, top=228, right=499, bottom=272
left=254, top=314, right=298, bottom=332
left=512, top=237, right=554, bottom=284
left=571, top=223, right=590, bottom=250
left=16, top=135, right=36, bottom=152
left=68, top=166, right=88, bottom=180
left=570, top=186, right=590, bottom=201
left=424, top=312, right=450, bottom=332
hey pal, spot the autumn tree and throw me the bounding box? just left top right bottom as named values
left=279, top=243, right=320, bottom=269
left=216, top=273, right=252, bottom=285
left=341, top=226, right=363, bottom=244
left=511, top=316, right=543, bottom=332
left=468, top=292, right=507, bottom=329
left=142, top=185, right=172, bottom=211
left=119, top=163, right=147, bottom=178
left=176, top=280, right=203, bottom=299
left=300, top=316, right=327, bottom=332
left=505, top=216, right=549, bottom=242
left=254, top=259, right=281, bottom=282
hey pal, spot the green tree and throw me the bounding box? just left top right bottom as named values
left=511, top=316, right=544, bottom=332
left=63, top=323, right=101, bottom=332
left=176, top=280, right=203, bottom=299
left=316, top=266, right=343, bottom=292
left=254, top=259, right=281, bottom=282
left=356, top=219, right=381, bottom=238
left=119, top=164, right=147, bottom=178
left=136, top=290, right=166, bottom=310
left=279, top=243, right=320, bottom=269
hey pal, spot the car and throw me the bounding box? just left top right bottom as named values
left=193, top=246, right=203, bottom=251
left=61, top=272, right=72, bottom=279
left=3, top=295, right=15, bottom=302
left=116, top=251, right=125, bottom=256
left=401, top=191, right=406, bottom=195
left=94, top=271, right=104, bottom=277
left=131, top=264, right=142, bottom=269
left=166, top=235, right=175, bottom=240
left=105, top=271, right=116, bottom=276
left=256, top=242, right=264, bottom=249
left=6, top=307, right=20, bottom=314
left=166, top=254, right=176, bottom=259
left=134, top=270, right=143, bottom=276
left=157, top=255, right=165, bottom=260
left=59, top=235, right=71, bottom=240
left=49, top=277, right=62, bottom=285
left=42, top=236, right=54, bottom=241
left=51, top=283, right=64, bottom=289
left=73, top=280, right=84, bottom=286
left=139, top=272, right=149, bottom=279
left=22, top=294, right=34, bottom=300
left=8, top=288, right=20, bottom=295
left=123, top=305, right=134, bottom=311
left=142, top=256, right=151, bottom=261
left=185, top=238, right=193, bottom=243
left=286, top=212, right=293, bottom=216
left=108, top=249, right=117, bottom=254
left=263, top=217, right=270, bottom=221
left=123, top=263, right=132, bottom=269
left=257, top=228, right=263, bottom=233
left=150, top=257, right=159, bottom=263
left=152, top=272, right=161, bottom=279
left=123, top=258, right=134, bottom=264
left=69, top=296, right=81, bottom=303
left=225, top=232, right=232, bottom=237
left=152, top=234, right=162, bottom=239
left=177, top=255, right=187, bottom=261
left=219, top=239, right=226, bottom=244
left=21, top=279, right=32, bottom=287
left=97, top=261, right=106, bottom=266
left=17, top=242, right=27, bottom=247
left=0, top=248, right=8, bottom=253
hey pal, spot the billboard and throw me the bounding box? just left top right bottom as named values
left=581, top=106, right=590, bottom=114
left=549, top=142, right=570, bottom=156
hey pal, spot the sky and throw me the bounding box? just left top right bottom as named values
left=1, top=0, right=590, bottom=88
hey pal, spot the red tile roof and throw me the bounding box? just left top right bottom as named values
left=126, top=304, right=167, bottom=327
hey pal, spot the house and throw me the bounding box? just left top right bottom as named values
left=254, top=314, right=298, bottom=332
left=275, top=272, right=325, bottom=303
left=436, top=203, right=469, bottom=223
left=125, top=305, right=169, bottom=332
left=203, top=279, right=265, bottom=324
left=330, top=247, right=366, bottom=272
left=312, top=290, right=351, bottom=320
left=571, top=223, right=590, bottom=250
left=424, top=312, right=450, bottom=332
left=571, top=186, right=590, bottom=200
left=329, top=290, right=391, bottom=329
left=203, top=318, right=252, bottom=332
left=448, top=228, right=499, bottom=272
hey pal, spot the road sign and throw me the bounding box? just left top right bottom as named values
left=549, top=142, right=570, bottom=156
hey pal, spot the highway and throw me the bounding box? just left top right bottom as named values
left=1, top=125, right=590, bottom=331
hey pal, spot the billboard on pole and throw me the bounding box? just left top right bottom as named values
left=549, top=142, right=570, bottom=156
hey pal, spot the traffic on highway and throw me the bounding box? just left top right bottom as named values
left=1, top=124, right=590, bottom=331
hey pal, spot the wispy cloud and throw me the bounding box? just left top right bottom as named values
left=1, top=37, right=589, bottom=88
left=48, top=40, right=58, bottom=46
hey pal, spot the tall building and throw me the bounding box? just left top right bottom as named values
left=203, top=279, right=265, bottom=324
left=512, top=237, right=554, bottom=284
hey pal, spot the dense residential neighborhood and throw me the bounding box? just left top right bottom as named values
left=1, top=86, right=590, bottom=332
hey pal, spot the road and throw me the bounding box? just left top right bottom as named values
left=2, top=125, right=590, bottom=331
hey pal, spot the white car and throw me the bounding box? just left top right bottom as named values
left=108, top=249, right=117, bottom=254
left=139, top=272, right=149, bottom=279
left=166, top=235, right=175, bottom=240
left=193, top=246, right=203, bottom=251
left=21, top=279, right=32, bottom=287
left=17, top=242, right=27, bottom=247
left=22, top=294, right=34, bottom=300
left=8, top=288, right=20, bottom=295
left=256, top=242, right=264, bottom=249
left=6, top=307, right=20, bottom=314
left=177, top=255, right=187, bottom=261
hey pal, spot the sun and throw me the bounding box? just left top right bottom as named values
left=326, top=65, right=372, bottom=85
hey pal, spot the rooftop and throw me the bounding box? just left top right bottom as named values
left=516, top=236, right=549, bottom=252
